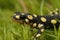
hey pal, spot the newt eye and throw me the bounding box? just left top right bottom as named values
left=13, top=13, right=16, bottom=16
left=13, top=12, right=21, bottom=20
left=13, top=14, right=20, bottom=20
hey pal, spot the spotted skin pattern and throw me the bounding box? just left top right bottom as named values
left=13, top=10, right=60, bottom=39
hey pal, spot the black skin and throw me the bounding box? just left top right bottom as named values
left=12, top=11, right=60, bottom=39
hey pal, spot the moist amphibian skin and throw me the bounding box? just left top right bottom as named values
left=12, top=10, right=60, bottom=39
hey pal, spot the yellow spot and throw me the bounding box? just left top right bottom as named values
left=33, top=14, right=37, bottom=17
left=27, top=15, right=33, bottom=20
left=38, top=24, right=43, bottom=28
left=55, top=8, right=59, bottom=12
left=49, top=11, right=55, bottom=16
left=51, top=19, right=57, bottom=24
left=55, top=12, right=58, bottom=15
left=36, top=34, right=41, bottom=37
left=33, top=23, right=37, bottom=27
left=49, top=11, right=53, bottom=15
left=25, top=19, right=29, bottom=23
left=41, top=17, right=46, bottom=22
left=41, top=29, right=44, bottom=32
left=53, top=8, right=59, bottom=15
left=15, top=15, right=20, bottom=19
left=21, top=13, right=24, bottom=15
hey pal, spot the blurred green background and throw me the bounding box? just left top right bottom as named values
left=0, top=0, right=60, bottom=40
